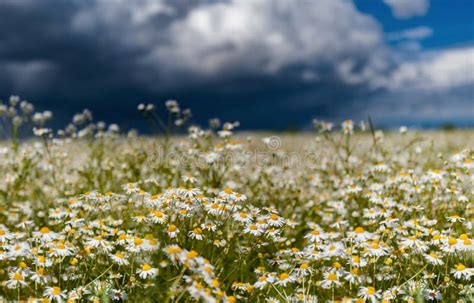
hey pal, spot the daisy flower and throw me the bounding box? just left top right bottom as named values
left=123, top=183, right=140, bottom=194
left=243, top=224, right=264, bottom=236
left=137, top=263, right=158, bottom=279
left=164, top=245, right=183, bottom=263
left=348, top=226, right=372, bottom=241
left=350, top=255, right=368, bottom=267
left=35, top=255, right=53, bottom=267
left=400, top=236, right=428, bottom=253
left=322, top=242, right=345, bottom=258
left=0, top=227, right=13, bottom=242
left=33, top=227, right=58, bottom=242
left=201, top=222, right=218, bottom=232
left=365, top=241, right=389, bottom=257
left=182, top=174, right=196, bottom=184
left=149, top=210, right=168, bottom=224
left=44, top=286, right=67, bottom=301
left=188, top=227, right=205, bottom=240
left=447, top=215, right=465, bottom=224
left=294, top=263, right=314, bottom=277
left=358, top=286, right=381, bottom=303
left=86, top=236, right=113, bottom=252
left=253, top=274, right=275, bottom=289
left=110, top=252, right=129, bottom=266
left=424, top=252, right=444, bottom=266
left=320, top=271, right=341, bottom=289
left=304, top=229, right=327, bottom=243
left=7, top=242, right=30, bottom=258
left=452, top=263, right=473, bottom=280
left=127, top=237, right=146, bottom=253
left=275, top=272, right=296, bottom=286
left=143, top=236, right=160, bottom=252
left=234, top=212, right=252, bottom=224
left=167, top=224, right=180, bottom=238
left=267, top=213, right=285, bottom=227
left=5, top=271, right=27, bottom=289
left=30, top=267, right=48, bottom=284
left=51, top=242, right=74, bottom=257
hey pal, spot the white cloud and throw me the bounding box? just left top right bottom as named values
left=148, top=0, right=391, bottom=87
left=3, top=0, right=470, bottom=125
left=383, top=0, right=430, bottom=19
left=72, top=0, right=176, bottom=46
left=387, top=26, right=433, bottom=41
left=71, top=0, right=390, bottom=88
left=387, top=46, right=474, bottom=91
left=364, top=46, right=474, bottom=123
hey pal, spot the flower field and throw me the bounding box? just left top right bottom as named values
left=0, top=96, right=473, bottom=302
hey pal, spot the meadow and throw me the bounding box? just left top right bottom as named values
left=0, top=96, right=473, bottom=302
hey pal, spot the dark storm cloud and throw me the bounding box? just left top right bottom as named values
left=0, top=0, right=472, bottom=130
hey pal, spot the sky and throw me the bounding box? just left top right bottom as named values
left=0, top=0, right=473, bottom=131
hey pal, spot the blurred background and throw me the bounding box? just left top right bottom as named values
left=0, top=0, right=473, bottom=131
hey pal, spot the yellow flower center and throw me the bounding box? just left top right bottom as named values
left=187, top=250, right=198, bottom=259
left=167, top=246, right=182, bottom=254
left=367, top=287, right=375, bottom=295
left=13, top=272, right=23, bottom=281
left=327, top=272, right=337, bottom=281
left=142, top=264, right=152, bottom=271
left=300, top=263, right=309, bottom=270
left=456, top=264, right=466, bottom=271
left=211, top=279, right=220, bottom=287
left=279, top=273, right=289, bottom=280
